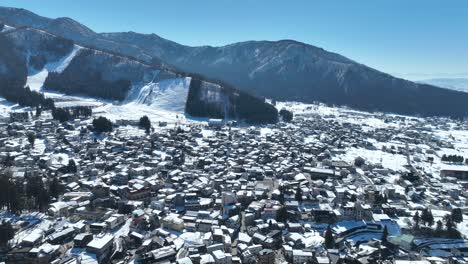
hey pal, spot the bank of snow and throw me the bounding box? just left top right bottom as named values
left=94, top=102, right=185, bottom=124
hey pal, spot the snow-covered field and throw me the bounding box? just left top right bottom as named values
left=336, top=147, right=409, bottom=172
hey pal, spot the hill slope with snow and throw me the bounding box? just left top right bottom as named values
left=0, top=6, right=467, bottom=117
left=0, top=24, right=277, bottom=123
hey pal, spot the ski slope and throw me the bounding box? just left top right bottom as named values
left=132, top=77, right=191, bottom=112
left=26, top=45, right=82, bottom=92
left=18, top=44, right=192, bottom=123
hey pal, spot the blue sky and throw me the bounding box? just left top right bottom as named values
left=2, top=0, right=467, bottom=80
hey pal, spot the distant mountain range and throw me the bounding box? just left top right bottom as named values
left=1, top=6, right=468, bottom=118
left=418, top=78, right=468, bottom=93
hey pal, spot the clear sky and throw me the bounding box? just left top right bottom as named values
left=2, top=0, right=467, bottom=80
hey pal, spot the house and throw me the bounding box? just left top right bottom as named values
left=74, top=233, right=93, bottom=248
left=162, top=214, right=185, bottom=231
left=48, top=202, right=71, bottom=217
left=293, top=250, right=314, bottom=264
left=86, top=234, right=114, bottom=263
left=257, top=249, right=275, bottom=264
left=208, top=119, right=224, bottom=128
left=440, top=164, right=468, bottom=180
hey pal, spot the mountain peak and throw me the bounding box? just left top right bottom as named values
left=48, top=16, right=95, bottom=36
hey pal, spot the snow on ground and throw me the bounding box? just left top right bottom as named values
left=116, top=125, right=147, bottom=138
left=90, top=77, right=192, bottom=123
left=1, top=24, right=15, bottom=32
left=48, top=153, right=69, bottom=168
left=94, top=102, right=185, bottom=123
left=435, top=129, right=468, bottom=158
left=19, top=50, right=192, bottom=125
left=277, top=101, right=421, bottom=131
left=26, top=45, right=82, bottom=92
left=335, top=147, right=409, bottom=172
left=431, top=209, right=468, bottom=236
left=0, top=97, right=32, bottom=118
left=22, top=45, right=106, bottom=109
left=49, top=45, right=82, bottom=73
left=25, top=69, right=48, bottom=91
left=131, top=77, right=191, bottom=112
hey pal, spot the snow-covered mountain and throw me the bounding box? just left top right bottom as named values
left=0, top=23, right=277, bottom=123
left=1, top=6, right=468, bottom=118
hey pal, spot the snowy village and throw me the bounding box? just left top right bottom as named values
left=0, top=2, right=468, bottom=264
left=0, top=101, right=467, bottom=264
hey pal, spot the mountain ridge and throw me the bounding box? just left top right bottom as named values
left=0, top=22, right=278, bottom=123
left=1, top=6, right=468, bottom=118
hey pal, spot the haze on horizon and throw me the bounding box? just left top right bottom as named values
left=3, top=0, right=467, bottom=81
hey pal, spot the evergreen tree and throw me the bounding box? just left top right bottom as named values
left=92, top=116, right=113, bottom=133
left=427, top=209, right=434, bottom=227
left=35, top=106, right=42, bottom=117
left=27, top=131, right=36, bottom=148
left=435, top=220, right=443, bottom=235
left=49, top=177, right=63, bottom=199
left=52, top=108, right=71, bottom=123
left=354, top=156, right=365, bottom=167
left=26, top=176, right=49, bottom=211
left=278, top=185, right=285, bottom=204
left=67, top=159, right=77, bottom=173
left=2, top=152, right=13, bottom=167
left=421, top=208, right=430, bottom=226
left=374, top=192, right=385, bottom=206
left=451, top=208, right=463, bottom=224
left=37, top=187, right=50, bottom=211
left=0, top=173, right=23, bottom=214
left=139, top=115, right=151, bottom=133
left=9, top=181, right=23, bottom=215
left=0, top=220, right=14, bottom=247
left=0, top=174, right=9, bottom=211
left=413, top=211, right=420, bottom=229
left=324, top=225, right=335, bottom=249
left=277, top=206, right=288, bottom=223
left=444, top=214, right=455, bottom=230
left=295, top=185, right=303, bottom=203
left=382, top=225, right=388, bottom=243
left=279, top=109, right=293, bottom=122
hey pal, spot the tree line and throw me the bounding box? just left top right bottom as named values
left=1, top=84, right=55, bottom=110
left=412, top=208, right=463, bottom=239
left=52, top=106, right=93, bottom=123
left=441, top=154, right=465, bottom=163
left=185, top=78, right=278, bottom=124
left=0, top=171, right=64, bottom=215
left=44, top=50, right=132, bottom=101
